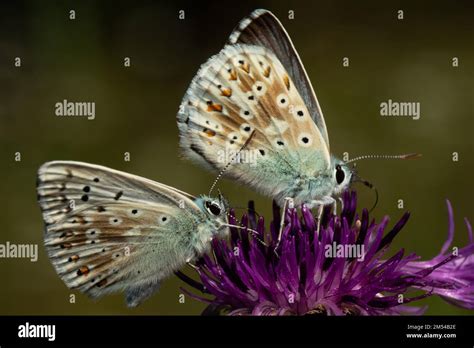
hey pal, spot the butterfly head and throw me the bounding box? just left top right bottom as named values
left=330, top=157, right=355, bottom=196
left=196, top=194, right=229, bottom=232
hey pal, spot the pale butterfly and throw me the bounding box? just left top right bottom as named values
left=36, top=161, right=232, bottom=307
left=177, top=9, right=418, bottom=217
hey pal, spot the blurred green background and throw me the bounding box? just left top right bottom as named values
left=0, top=0, right=472, bottom=315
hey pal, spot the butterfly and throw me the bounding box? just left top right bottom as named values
left=177, top=9, right=353, bottom=212
left=36, top=161, right=230, bottom=307
left=177, top=9, right=419, bottom=213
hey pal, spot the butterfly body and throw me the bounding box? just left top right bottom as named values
left=37, top=161, right=228, bottom=306
left=245, top=151, right=351, bottom=206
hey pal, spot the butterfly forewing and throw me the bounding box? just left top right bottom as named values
left=37, top=161, right=211, bottom=306
left=228, top=9, right=330, bottom=149
left=178, top=43, right=330, bottom=199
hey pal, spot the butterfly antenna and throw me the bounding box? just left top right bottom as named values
left=344, top=153, right=421, bottom=165
left=208, top=130, right=256, bottom=196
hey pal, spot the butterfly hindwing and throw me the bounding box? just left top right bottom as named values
left=37, top=161, right=206, bottom=306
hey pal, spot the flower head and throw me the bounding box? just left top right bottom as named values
left=177, top=192, right=474, bottom=315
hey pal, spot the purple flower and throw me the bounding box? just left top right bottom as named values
left=177, top=192, right=474, bottom=315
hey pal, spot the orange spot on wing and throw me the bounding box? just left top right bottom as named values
left=221, top=88, right=232, bottom=97
left=204, top=129, right=216, bottom=137
left=207, top=103, right=223, bottom=112
left=263, top=66, right=271, bottom=78
left=229, top=69, right=237, bottom=81
left=283, top=75, right=290, bottom=90
left=77, top=266, right=89, bottom=276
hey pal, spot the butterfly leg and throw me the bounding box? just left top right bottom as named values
left=186, top=259, right=199, bottom=271
left=308, top=196, right=336, bottom=233
left=274, top=197, right=294, bottom=256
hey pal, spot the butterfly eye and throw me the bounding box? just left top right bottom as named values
left=205, top=201, right=222, bottom=216
left=335, top=165, right=345, bottom=185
